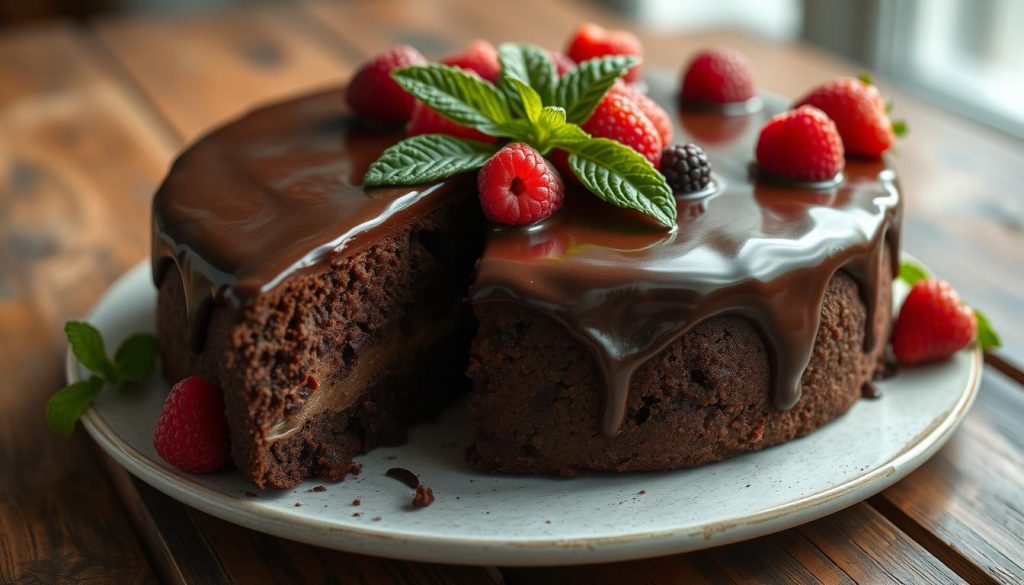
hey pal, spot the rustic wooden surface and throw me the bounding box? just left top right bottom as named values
left=1, top=0, right=1022, bottom=583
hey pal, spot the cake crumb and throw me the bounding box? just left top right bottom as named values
left=294, top=502, right=302, bottom=507
left=244, top=491, right=258, bottom=498
left=352, top=499, right=361, bottom=506
left=386, top=455, right=398, bottom=461
left=372, top=516, right=382, bottom=522
left=638, top=490, right=646, bottom=495
left=386, top=467, right=420, bottom=488
left=353, top=512, right=362, bottom=517
left=412, top=484, right=435, bottom=508
left=308, top=485, right=327, bottom=493
left=545, top=520, right=551, bottom=524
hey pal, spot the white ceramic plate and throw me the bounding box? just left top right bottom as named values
left=76, top=260, right=980, bottom=566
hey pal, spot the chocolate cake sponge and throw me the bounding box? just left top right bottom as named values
left=467, top=252, right=892, bottom=475
left=157, top=197, right=482, bottom=488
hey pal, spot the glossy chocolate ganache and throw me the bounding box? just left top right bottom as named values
left=152, top=72, right=902, bottom=439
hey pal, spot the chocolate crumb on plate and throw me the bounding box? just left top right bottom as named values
left=639, top=490, right=646, bottom=495
left=309, top=485, right=327, bottom=493
left=244, top=491, right=257, bottom=498
left=385, top=467, right=420, bottom=488
left=372, top=516, right=382, bottom=522
left=294, top=503, right=302, bottom=507
left=412, top=484, right=435, bottom=507
left=352, top=499, right=361, bottom=506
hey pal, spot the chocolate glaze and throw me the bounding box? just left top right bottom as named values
left=152, top=72, right=901, bottom=439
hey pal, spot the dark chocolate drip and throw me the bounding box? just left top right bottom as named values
left=151, top=73, right=902, bottom=438
left=385, top=467, right=420, bottom=489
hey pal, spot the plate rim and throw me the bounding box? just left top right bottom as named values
left=76, top=259, right=983, bottom=566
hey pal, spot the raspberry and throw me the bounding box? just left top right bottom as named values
left=441, top=39, right=501, bottom=82
left=583, top=91, right=663, bottom=166
left=477, top=143, right=564, bottom=226
left=549, top=51, right=576, bottom=77
left=566, top=23, right=643, bottom=83
left=153, top=377, right=230, bottom=474
left=407, top=101, right=495, bottom=143
left=346, top=45, right=427, bottom=123
left=755, top=105, right=844, bottom=182
left=608, top=82, right=673, bottom=146
left=892, top=279, right=977, bottom=365
left=795, top=77, right=894, bottom=157
left=661, top=143, right=711, bottom=193
left=680, top=48, right=755, bottom=104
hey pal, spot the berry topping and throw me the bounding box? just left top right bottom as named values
left=566, top=22, right=643, bottom=83
left=795, top=75, right=896, bottom=157
left=680, top=48, right=755, bottom=104
left=407, top=101, right=496, bottom=143
left=346, top=45, right=427, bottom=123
left=441, top=39, right=501, bottom=82
left=609, top=82, right=673, bottom=146
left=661, top=143, right=712, bottom=193
left=477, top=143, right=564, bottom=226
left=755, top=105, right=845, bottom=182
left=892, top=279, right=977, bottom=365
left=583, top=91, right=663, bottom=166
left=549, top=51, right=577, bottom=77
left=153, top=376, right=230, bottom=474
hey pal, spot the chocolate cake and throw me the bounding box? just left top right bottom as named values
left=152, top=73, right=901, bottom=488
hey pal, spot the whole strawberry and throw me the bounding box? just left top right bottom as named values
left=893, top=279, right=977, bottom=365
left=566, top=23, right=643, bottom=83
left=681, top=48, right=755, bottom=104
left=153, top=376, right=230, bottom=474
left=608, top=82, right=673, bottom=146
left=478, top=143, right=564, bottom=226
left=441, top=39, right=501, bottom=82
left=583, top=91, right=663, bottom=166
left=346, top=45, right=426, bottom=123
left=796, top=76, right=895, bottom=157
left=756, top=105, right=844, bottom=182
left=407, top=101, right=496, bottom=143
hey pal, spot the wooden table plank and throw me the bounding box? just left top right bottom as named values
left=505, top=504, right=966, bottom=584
left=0, top=23, right=179, bottom=584
left=873, top=370, right=1024, bottom=585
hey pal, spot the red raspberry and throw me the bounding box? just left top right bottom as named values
left=566, top=23, right=643, bottom=83
left=892, top=279, right=977, bottom=365
left=441, top=39, right=501, bottom=82
left=549, top=51, right=577, bottom=77
left=407, top=101, right=496, bottom=143
left=345, top=45, right=426, bottom=123
left=153, top=377, right=230, bottom=474
left=755, top=105, right=844, bottom=182
left=477, top=143, right=564, bottom=226
left=583, top=91, right=663, bottom=166
left=680, top=48, right=755, bottom=104
left=795, top=77, right=894, bottom=157
left=608, top=82, right=673, bottom=147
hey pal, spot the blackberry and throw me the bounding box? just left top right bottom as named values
left=660, top=143, right=711, bottom=193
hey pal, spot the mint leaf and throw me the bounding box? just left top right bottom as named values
left=898, top=260, right=929, bottom=286
left=973, top=308, right=1001, bottom=350
left=115, top=333, right=158, bottom=383
left=392, top=65, right=510, bottom=133
left=498, top=43, right=557, bottom=113
left=508, top=77, right=543, bottom=124
left=857, top=71, right=873, bottom=85
left=364, top=134, right=497, bottom=186
left=46, top=376, right=103, bottom=437
left=563, top=138, right=676, bottom=227
left=64, top=321, right=118, bottom=383
left=555, top=55, right=639, bottom=124
left=892, top=119, right=908, bottom=138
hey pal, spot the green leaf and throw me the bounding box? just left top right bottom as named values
left=391, top=64, right=510, bottom=133
left=857, top=71, right=873, bottom=85
left=114, top=333, right=158, bottom=383
left=508, top=77, right=543, bottom=124
left=892, top=119, right=908, bottom=138
left=46, top=376, right=103, bottom=437
left=898, top=259, right=929, bottom=286
left=973, top=308, right=1002, bottom=350
left=64, top=321, right=118, bottom=383
left=498, top=43, right=557, bottom=113
left=555, top=55, right=639, bottom=124
left=364, top=134, right=497, bottom=186
left=885, top=99, right=894, bottom=114
left=563, top=138, right=676, bottom=227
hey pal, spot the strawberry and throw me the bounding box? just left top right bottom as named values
left=795, top=76, right=895, bottom=157
left=346, top=45, right=427, bottom=123
left=477, top=143, right=564, bottom=225
left=441, top=39, right=501, bottom=82
left=566, top=22, right=643, bottom=82
left=153, top=377, right=230, bottom=474
left=892, top=279, right=977, bottom=365
left=755, top=105, right=844, bottom=182
left=407, top=101, right=496, bottom=143
left=608, top=82, right=673, bottom=146
left=681, top=48, right=755, bottom=104
left=583, top=91, right=663, bottom=166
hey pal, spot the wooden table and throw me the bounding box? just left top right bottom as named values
left=2, top=1, right=1022, bottom=583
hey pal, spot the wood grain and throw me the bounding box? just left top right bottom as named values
left=505, top=504, right=965, bottom=584
left=0, top=23, right=176, bottom=584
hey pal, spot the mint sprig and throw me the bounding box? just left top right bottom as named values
left=896, top=260, right=1001, bottom=351
left=364, top=44, right=675, bottom=228
left=47, top=321, right=158, bottom=436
